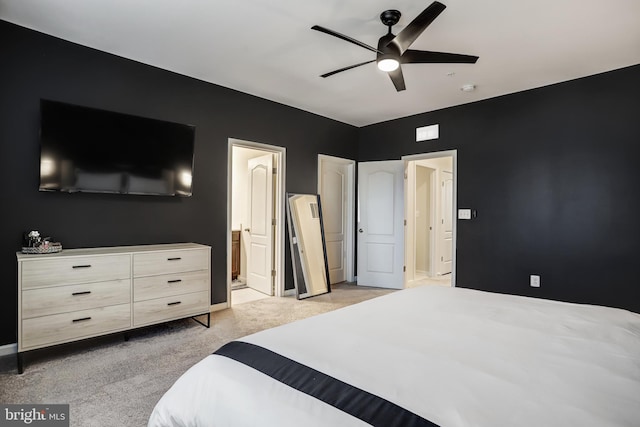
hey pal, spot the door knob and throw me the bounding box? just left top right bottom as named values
left=359, top=228, right=364, bottom=233
left=244, top=228, right=250, bottom=232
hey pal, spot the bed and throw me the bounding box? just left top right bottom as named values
left=148, top=286, right=640, bottom=427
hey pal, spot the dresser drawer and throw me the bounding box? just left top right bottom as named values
left=134, top=271, right=208, bottom=302
left=21, top=303, right=131, bottom=350
left=22, top=279, right=131, bottom=319
left=21, top=254, right=130, bottom=289
left=133, top=249, right=208, bottom=277
left=133, top=291, right=209, bottom=326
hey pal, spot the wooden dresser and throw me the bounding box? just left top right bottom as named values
left=17, top=243, right=211, bottom=373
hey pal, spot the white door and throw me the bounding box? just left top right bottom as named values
left=319, top=161, right=348, bottom=284
left=247, top=154, right=274, bottom=295
left=439, top=171, right=453, bottom=275
left=357, top=160, right=404, bottom=289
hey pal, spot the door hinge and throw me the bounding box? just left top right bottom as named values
left=403, top=266, right=406, bottom=272
left=441, top=256, right=443, bottom=262
left=404, top=172, right=408, bottom=179
left=404, top=219, right=407, bottom=226
left=273, top=167, right=277, bottom=174
left=271, top=269, right=276, bottom=277
left=272, top=218, right=276, bottom=226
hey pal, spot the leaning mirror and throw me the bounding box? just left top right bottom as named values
left=286, top=193, right=331, bottom=299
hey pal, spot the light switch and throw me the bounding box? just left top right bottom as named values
left=458, top=209, right=472, bottom=220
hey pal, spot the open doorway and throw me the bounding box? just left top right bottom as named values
left=355, top=150, right=457, bottom=290
left=317, top=155, right=355, bottom=285
left=404, top=151, right=456, bottom=288
left=227, top=139, right=286, bottom=307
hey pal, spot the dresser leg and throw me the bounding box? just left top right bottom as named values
left=17, top=352, right=24, bottom=374
left=191, top=312, right=210, bottom=328
left=124, top=332, right=130, bottom=342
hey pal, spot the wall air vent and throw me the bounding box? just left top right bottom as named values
left=416, top=124, right=439, bottom=142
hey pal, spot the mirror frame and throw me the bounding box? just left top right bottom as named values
left=286, top=193, right=331, bottom=299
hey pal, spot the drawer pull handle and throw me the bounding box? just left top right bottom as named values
left=72, top=291, right=92, bottom=296
left=72, top=317, right=92, bottom=323
left=167, top=279, right=182, bottom=284
left=72, top=264, right=92, bottom=269
left=167, top=301, right=182, bottom=306
left=167, top=257, right=182, bottom=261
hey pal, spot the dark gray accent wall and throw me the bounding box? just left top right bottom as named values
left=0, top=21, right=358, bottom=346
left=359, top=64, right=640, bottom=313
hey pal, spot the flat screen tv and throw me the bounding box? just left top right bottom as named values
left=39, top=99, right=196, bottom=196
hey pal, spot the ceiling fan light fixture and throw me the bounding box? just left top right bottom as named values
left=377, top=58, right=399, bottom=72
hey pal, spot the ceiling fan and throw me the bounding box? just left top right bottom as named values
left=311, top=1, right=478, bottom=91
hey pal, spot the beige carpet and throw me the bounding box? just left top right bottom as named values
left=0, top=283, right=393, bottom=427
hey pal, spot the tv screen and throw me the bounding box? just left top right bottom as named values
left=39, top=100, right=195, bottom=196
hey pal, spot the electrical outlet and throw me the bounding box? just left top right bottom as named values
left=530, top=275, right=540, bottom=288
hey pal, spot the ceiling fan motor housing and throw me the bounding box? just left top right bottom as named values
left=380, top=9, right=401, bottom=27
left=378, top=10, right=401, bottom=67
left=377, top=32, right=400, bottom=65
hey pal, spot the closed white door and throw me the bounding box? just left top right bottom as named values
left=247, top=154, right=274, bottom=295
left=357, top=160, right=404, bottom=289
left=319, top=161, right=348, bottom=284
left=439, top=171, right=453, bottom=275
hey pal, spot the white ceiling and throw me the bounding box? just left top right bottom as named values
left=2, top=0, right=639, bottom=126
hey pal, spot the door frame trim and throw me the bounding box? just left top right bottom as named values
left=317, top=154, right=356, bottom=283
left=402, top=150, right=457, bottom=287
left=227, top=139, right=287, bottom=306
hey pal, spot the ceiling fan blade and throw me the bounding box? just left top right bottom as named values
left=389, top=1, right=446, bottom=54
left=388, top=66, right=406, bottom=92
left=321, top=60, right=376, bottom=78
left=401, top=50, right=479, bottom=64
left=312, top=25, right=382, bottom=54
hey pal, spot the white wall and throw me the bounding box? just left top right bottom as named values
left=416, top=156, right=452, bottom=172
left=415, top=165, right=432, bottom=274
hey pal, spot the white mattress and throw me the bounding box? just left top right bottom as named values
left=148, top=286, right=640, bottom=427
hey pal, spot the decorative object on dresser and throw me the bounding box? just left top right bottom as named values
left=21, top=230, right=62, bottom=254
left=16, top=243, right=211, bottom=374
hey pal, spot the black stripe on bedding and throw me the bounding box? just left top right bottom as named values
left=215, top=341, right=439, bottom=427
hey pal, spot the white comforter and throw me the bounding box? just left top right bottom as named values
left=149, top=286, right=640, bottom=427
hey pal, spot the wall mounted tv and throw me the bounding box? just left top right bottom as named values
left=39, top=99, right=196, bottom=196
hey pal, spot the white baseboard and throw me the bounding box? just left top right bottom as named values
left=210, top=302, right=228, bottom=312
left=0, top=343, right=17, bottom=356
